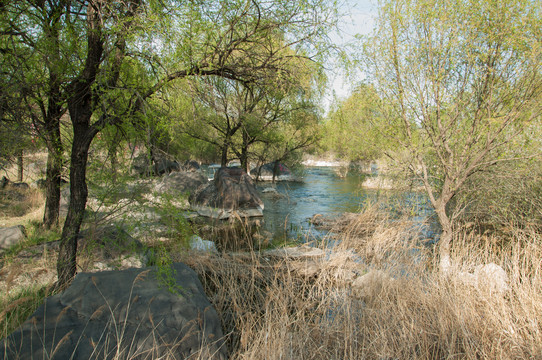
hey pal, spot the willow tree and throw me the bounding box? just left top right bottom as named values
left=2, top=0, right=337, bottom=287
left=365, top=0, right=542, bottom=271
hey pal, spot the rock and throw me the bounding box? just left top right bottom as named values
left=154, top=158, right=180, bottom=176
left=190, top=167, right=264, bottom=219
left=132, top=153, right=152, bottom=176
left=252, top=162, right=298, bottom=181
left=154, top=171, right=208, bottom=196
left=265, top=245, right=325, bottom=259
left=0, top=225, right=26, bottom=250
left=0, top=263, right=227, bottom=359
left=132, top=154, right=180, bottom=176
left=189, top=235, right=217, bottom=253
left=182, top=160, right=200, bottom=172
left=77, top=225, right=146, bottom=262
left=361, top=176, right=394, bottom=190
left=352, top=270, right=393, bottom=299
left=30, top=178, right=47, bottom=189
left=0, top=177, right=29, bottom=190
left=474, top=263, right=509, bottom=294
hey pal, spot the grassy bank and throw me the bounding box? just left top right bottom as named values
left=181, top=208, right=542, bottom=359
left=2, top=200, right=542, bottom=358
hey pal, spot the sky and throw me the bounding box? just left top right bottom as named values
left=322, top=0, right=377, bottom=114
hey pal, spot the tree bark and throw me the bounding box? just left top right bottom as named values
left=56, top=0, right=104, bottom=287
left=56, top=131, right=92, bottom=287
left=435, top=206, right=453, bottom=273
left=16, top=149, right=23, bottom=182
left=221, top=137, right=229, bottom=167
left=43, top=119, right=63, bottom=228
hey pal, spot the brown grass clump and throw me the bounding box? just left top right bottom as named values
left=181, top=205, right=542, bottom=359
left=0, top=187, right=44, bottom=219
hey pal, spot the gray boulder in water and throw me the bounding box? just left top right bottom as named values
left=0, top=263, right=227, bottom=359
left=190, top=167, right=264, bottom=218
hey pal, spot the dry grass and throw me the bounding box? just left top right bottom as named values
left=0, top=187, right=44, bottom=220
left=2, top=185, right=541, bottom=359
left=180, top=206, right=542, bottom=359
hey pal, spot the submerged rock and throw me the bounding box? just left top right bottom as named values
left=0, top=263, right=227, bottom=359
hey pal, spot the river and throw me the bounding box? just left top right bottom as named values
left=256, top=167, right=436, bottom=242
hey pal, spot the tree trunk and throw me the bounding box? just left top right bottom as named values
left=56, top=128, right=93, bottom=287
left=108, top=138, right=118, bottom=184
left=43, top=122, right=63, bottom=228
left=272, top=160, right=279, bottom=183
left=43, top=150, right=62, bottom=228
left=241, top=131, right=251, bottom=174
left=435, top=206, right=452, bottom=273
left=16, top=149, right=23, bottom=182
left=240, top=146, right=249, bottom=174
left=221, top=137, right=229, bottom=167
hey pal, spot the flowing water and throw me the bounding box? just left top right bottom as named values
left=256, top=167, right=436, bottom=242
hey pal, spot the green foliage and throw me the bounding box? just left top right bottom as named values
left=147, top=246, right=183, bottom=296
left=0, top=285, right=54, bottom=339
left=321, top=83, right=397, bottom=161
left=364, top=0, right=542, bottom=228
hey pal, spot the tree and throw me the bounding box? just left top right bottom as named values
left=322, top=83, right=394, bottom=162
left=2, top=0, right=337, bottom=288
left=364, top=0, right=542, bottom=271
left=1, top=0, right=75, bottom=228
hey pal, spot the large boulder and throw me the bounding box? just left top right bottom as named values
left=0, top=225, right=26, bottom=250
left=78, top=225, right=146, bottom=261
left=0, top=263, right=227, bottom=359
left=182, top=160, right=201, bottom=172
left=154, top=171, right=208, bottom=196
left=154, top=158, right=180, bottom=176
left=190, top=167, right=264, bottom=219
left=132, top=154, right=180, bottom=176
left=252, top=162, right=298, bottom=181
left=0, top=176, right=29, bottom=190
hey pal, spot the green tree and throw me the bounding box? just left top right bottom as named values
left=322, top=83, right=393, bottom=162
left=364, top=0, right=542, bottom=271
left=2, top=0, right=337, bottom=288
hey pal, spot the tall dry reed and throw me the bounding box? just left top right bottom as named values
left=182, top=205, right=542, bottom=359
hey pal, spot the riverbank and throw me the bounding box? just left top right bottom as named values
left=1, top=172, right=541, bottom=359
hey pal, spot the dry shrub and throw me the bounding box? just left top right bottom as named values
left=0, top=187, right=44, bottom=218
left=181, top=204, right=542, bottom=359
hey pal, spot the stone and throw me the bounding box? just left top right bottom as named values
left=0, top=263, right=227, bottom=359
left=77, top=225, right=146, bottom=262
left=0, top=225, right=26, bottom=250
left=132, top=154, right=180, bottom=176
left=154, top=171, right=208, bottom=196
left=190, top=167, right=264, bottom=219
left=132, top=153, right=152, bottom=176
left=474, top=263, right=509, bottom=294
left=154, top=158, right=180, bottom=176
left=0, top=177, right=29, bottom=190
left=189, top=235, right=218, bottom=253
left=182, top=160, right=200, bottom=172
left=456, top=263, right=509, bottom=295
left=352, top=270, right=393, bottom=299
left=265, top=245, right=325, bottom=259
